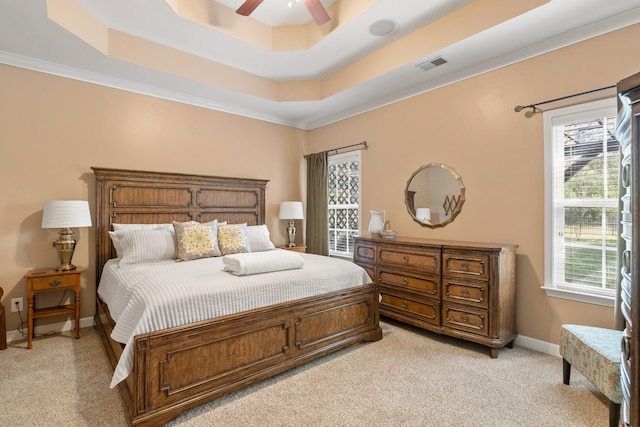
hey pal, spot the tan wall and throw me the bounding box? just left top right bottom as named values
left=305, top=23, right=640, bottom=345
left=0, top=65, right=305, bottom=332
left=1, top=23, right=639, bottom=346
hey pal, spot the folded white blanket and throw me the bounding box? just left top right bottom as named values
left=223, top=249, right=305, bottom=275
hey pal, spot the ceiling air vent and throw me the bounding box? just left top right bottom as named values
left=416, top=56, right=448, bottom=71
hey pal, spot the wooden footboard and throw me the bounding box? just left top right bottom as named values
left=95, top=282, right=381, bottom=427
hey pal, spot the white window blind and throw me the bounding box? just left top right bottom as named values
left=543, top=98, right=618, bottom=305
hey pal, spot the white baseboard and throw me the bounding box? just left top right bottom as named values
left=6, top=316, right=94, bottom=344
left=515, top=334, right=560, bottom=357
left=5, top=317, right=561, bottom=358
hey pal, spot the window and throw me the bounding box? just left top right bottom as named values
left=328, top=151, right=361, bottom=257
left=543, top=98, right=618, bottom=306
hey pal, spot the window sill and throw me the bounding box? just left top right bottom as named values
left=541, top=286, right=615, bottom=307
left=330, top=254, right=353, bottom=261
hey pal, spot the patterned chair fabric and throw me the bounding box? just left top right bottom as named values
left=559, top=324, right=623, bottom=403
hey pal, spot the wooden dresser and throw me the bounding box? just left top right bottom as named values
left=354, top=236, right=517, bottom=358
left=617, top=71, right=640, bottom=427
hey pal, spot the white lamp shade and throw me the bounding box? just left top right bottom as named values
left=415, top=208, right=431, bottom=221
left=279, top=201, right=304, bottom=220
left=42, top=200, right=92, bottom=228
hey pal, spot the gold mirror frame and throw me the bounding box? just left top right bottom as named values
left=405, top=162, right=465, bottom=228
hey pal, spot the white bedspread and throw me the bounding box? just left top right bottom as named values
left=97, top=250, right=372, bottom=388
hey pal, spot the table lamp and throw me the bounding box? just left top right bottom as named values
left=41, top=200, right=92, bottom=271
left=279, top=201, right=304, bottom=247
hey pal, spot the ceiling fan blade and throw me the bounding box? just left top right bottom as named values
left=303, top=0, right=331, bottom=25
left=236, top=0, right=264, bottom=16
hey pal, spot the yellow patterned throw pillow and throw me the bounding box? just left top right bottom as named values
left=173, top=220, right=220, bottom=261
left=218, top=223, right=250, bottom=255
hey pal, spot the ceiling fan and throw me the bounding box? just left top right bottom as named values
left=236, top=0, right=331, bottom=25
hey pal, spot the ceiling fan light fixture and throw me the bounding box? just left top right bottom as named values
left=369, top=20, right=396, bottom=37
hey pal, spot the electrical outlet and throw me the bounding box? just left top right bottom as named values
left=11, top=297, right=24, bottom=312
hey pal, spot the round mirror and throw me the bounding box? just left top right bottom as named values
left=405, top=163, right=465, bottom=228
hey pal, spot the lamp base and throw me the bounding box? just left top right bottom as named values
left=54, top=228, right=77, bottom=271
left=287, top=219, right=297, bottom=247
left=56, top=263, right=77, bottom=272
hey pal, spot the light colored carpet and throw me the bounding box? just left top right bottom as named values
left=0, top=320, right=608, bottom=426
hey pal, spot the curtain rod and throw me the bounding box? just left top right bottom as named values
left=514, top=85, right=616, bottom=114
left=303, top=141, right=368, bottom=159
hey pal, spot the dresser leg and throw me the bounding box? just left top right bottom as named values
left=490, top=348, right=498, bottom=358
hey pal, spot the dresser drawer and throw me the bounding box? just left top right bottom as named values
left=380, top=290, right=440, bottom=326
left=29, top=274, right=78, bottom=292
left=379, top=269, right=439, bottom=298
left=443, top=251, right=489, bottom=280
left=442, top=303, right=488, bottom=337
left=378, top=246, right=440, bottom=274
left=442, top=278, right=488, bottom=309
left=354, top=241, right=376, bottom=265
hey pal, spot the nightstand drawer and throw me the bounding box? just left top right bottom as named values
left=29, top=274, right=77, bottom=291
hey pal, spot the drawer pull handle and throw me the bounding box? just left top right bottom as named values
left=460, top=262, right=469, bottom=271
left=461, top=314, right=469, bottom=323
left=402, top=300, right=408, bottom=309
left=49, top=280, right=61, bottom=288
left=461, top=289, right=469, bottom=297
left=402, top=255, right=409, bottom=264
left=402, top=278, right=408, bottom=285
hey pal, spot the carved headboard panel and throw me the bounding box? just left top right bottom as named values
left=92, top=167, right=268, bottom=281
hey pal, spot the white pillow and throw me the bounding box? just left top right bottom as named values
left=112, top=223, right=174, bottom=232
left=247, top=224, right=276, bottom=252
left=109, top=228, right=176, bottom=258
left=116, top=229, right=176, bottom=266
left=108, top=231, right=127, bottom=258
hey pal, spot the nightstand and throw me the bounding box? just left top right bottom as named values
left=24, top=267, right=83, bottom=349
left=278, top=245, right=307, bottom=253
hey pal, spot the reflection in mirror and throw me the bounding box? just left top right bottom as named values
left=405, top=163, right=465, bottom=228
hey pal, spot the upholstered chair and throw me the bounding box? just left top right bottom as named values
left=559, top=324, right=622, bottom=427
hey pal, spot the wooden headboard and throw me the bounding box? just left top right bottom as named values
left=92, top=167, right=268, bottom=281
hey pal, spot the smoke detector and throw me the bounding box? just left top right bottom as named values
left=369, top=20, right=396, bottom=36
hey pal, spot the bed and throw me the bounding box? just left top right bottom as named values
left=91, top=167, right=382, bottom=426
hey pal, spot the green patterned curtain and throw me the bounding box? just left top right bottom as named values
left=306, top=152, right=329, bottom=256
